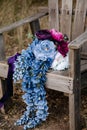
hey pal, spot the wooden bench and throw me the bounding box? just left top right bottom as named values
left=0, top=0, right=87, bottom=130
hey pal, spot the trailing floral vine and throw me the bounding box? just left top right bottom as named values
left=13, top=29, right=69, bottom=130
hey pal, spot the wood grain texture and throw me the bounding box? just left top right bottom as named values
left=48, top=0, right=59, bottom=31
left=60, top=0, right=72, bottom=40
left=0, top=62, right=8, bottom=78
left=69, top=49, right=81, bottom=130
left=81, top=72, right=87, bottom=89
left=81, top=60, right=87, bottom=72
left=17, top=26, right=23, bottom=50
left=81, top=52, right=87, bottom=60
left=0, top=34, right=5, bottom=60
left=72, top=0, right=87, bottom=40
left=46, top=70, right=73, bottom=94
left=0, top=79, right=3, bottom=99
left=30, top=19, right=40, bottom=35
left=69, top=30, right=87, bottom=49
left=0, top=79, right=5, bottom=113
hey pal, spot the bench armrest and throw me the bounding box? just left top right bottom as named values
left=68, top=30, right=87, bottom=49
left=0, top=11, right=48, bottom=34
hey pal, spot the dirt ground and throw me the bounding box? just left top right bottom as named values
left=0, top=85, right=87, bottom=130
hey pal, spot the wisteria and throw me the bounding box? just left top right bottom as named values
left=13, top=38, right=57, bottom=129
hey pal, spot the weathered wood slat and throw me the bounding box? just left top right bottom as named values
left=81, top=63, right=87, bottom=72
left=69, top=30, right=87, bottom=49
left=0, top=34, right=5, bottom=60
left=0, top=11, right=48, bottom=33
left=17, top=26, right=23, bottom=51
left=60, top=0, right=72, bottom=40
left=0, top=79, right=3, bottom=99
left=46, top=71, right=73, bottom=94
left=39, top=6, right=87, bottom=16
left=81, top=72, right=87, bottom=89
left=72, top=0, right=87, bottom=40
left=0, top=63, right=8, bottom=78
left=0, top=79, right=5, bottom=113
left=69, top=49, right=81, bottom=130
left=81, top=40, right=87, bottom=54
left=81, top=52, right=87, bottom=60
left=81, top=60, right=87, bottom=72
left=86, top=17, right=87, bottom=30
left=81, top=60, right=87, bottom=65
left=48, top=0, right=59, bottom=31
left=30, top=19, right=40, bottom=35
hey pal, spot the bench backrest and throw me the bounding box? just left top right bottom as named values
left=48, top=0, right=87, bottom=41
left=48, top=0, right=87, bottom=73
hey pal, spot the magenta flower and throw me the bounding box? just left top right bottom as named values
left=50, top=29, right=64, bottom=41
left=57, top=41, right=69, bottom=57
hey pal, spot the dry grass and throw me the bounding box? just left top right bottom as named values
left=0, top=0, right=48, bottom=57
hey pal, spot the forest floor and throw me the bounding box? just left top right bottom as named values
left=0, top=85, right=87, bottom=130
left=0, top=1, right=87, bottom=130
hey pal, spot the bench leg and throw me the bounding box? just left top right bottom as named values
left=0, top=79, right=5, bottom=113
left=69, top=88, right=81, bottom=130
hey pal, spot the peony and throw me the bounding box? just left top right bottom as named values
left=33, top=39, right=57, bottom=61
left=51, top=52, right=69, bottom=70
left=57, top=41, right=69, bottom=57
left=50, top=29, right=64, bottom=41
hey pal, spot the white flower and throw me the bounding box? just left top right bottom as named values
left=51, top=52, right=69, bottom=70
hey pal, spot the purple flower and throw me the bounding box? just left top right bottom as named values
left=8, top=53, right=20, bottom=74
left=35, top=30, right=52, bottom=40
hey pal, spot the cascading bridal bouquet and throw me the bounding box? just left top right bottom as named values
left=13, top=29, right=69, bottom=130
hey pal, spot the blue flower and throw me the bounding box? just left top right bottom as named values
left=31, top=76, right=40, bottom=84
left=13, top=38, right=56, bottom=130
left=33, top=87, right=40, bottom=93
left=33, top=39, right=57, bottom=61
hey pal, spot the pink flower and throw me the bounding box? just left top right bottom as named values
left=50, top=29, right=64, bottom=42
